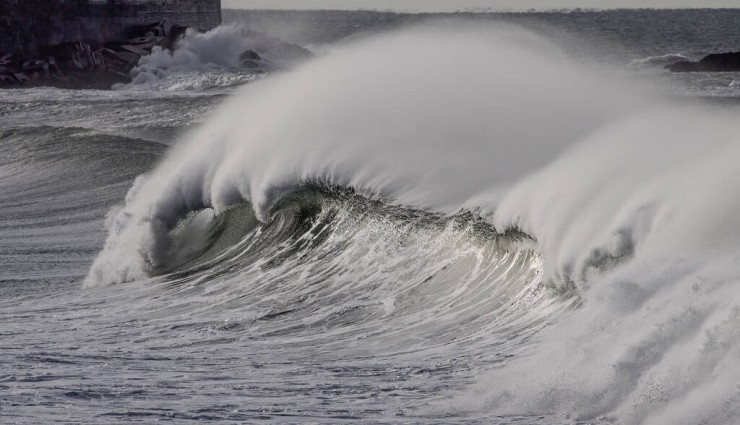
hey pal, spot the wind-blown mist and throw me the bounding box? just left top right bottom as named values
left=86, top=24, right=638, bottom=285
left=461, top=107, right=740, bottom=423
left=85, top=23, right=740, bottom=423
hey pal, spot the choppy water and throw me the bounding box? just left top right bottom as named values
left=4, top=10, right=740, bottom=424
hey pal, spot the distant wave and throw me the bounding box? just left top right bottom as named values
left=0, top=127, right=165, bottom=284
left=631, top=53, right=691, bottom=68
left=0, top=126, right=164, bottom=175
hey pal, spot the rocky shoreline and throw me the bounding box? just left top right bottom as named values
left=0, top=22, right=192, bottom=89
left=0, top=22, right=313, bottom=90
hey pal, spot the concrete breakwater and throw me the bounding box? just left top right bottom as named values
left=0, top=0, right=221, bottom=88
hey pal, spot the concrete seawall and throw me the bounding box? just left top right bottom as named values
left=0, top=0, right=222, bottom=56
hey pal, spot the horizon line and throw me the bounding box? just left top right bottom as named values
left=222, top=6, right=740, bottom=13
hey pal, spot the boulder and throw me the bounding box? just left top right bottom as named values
left=237, top=30, right=313, bottom=71
left=128, top=22, right=167, bottom=39
left=239, top=49, right=263, bottom=68
left=240, top=49, right=262, bottom=61
left=169, top=25, right=190, bottom=48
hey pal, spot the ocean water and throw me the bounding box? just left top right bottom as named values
left=3, top=10, right=740, bottom=424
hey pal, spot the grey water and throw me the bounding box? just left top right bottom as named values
left=3, top=9, right=740, bottom=424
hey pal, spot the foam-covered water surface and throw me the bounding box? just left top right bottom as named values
left=5, top=10, right=740, bottom=424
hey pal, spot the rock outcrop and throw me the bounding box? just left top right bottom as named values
left=237, top=30, right=313, bottom=71
left=0, top=0, right=222, bottom=89
left=0, top=22, right=190, bottom=89
left=666, top=51, right=740, bottom=72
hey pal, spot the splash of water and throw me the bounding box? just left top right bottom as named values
left=86, top=23, right=638, bottom=286
left=119, top=25, right=309, bottom=90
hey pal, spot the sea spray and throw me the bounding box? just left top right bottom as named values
left=86, top=23, right=639, bottom=287
left=458, top=107, right=740, bottom=424
left=120, top=25, right=311, bottom=90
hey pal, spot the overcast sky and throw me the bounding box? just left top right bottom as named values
left=223, top=0, right=740, bottom=12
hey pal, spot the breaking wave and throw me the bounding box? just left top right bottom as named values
left=119, top=25, right=310, bottom=91
left=87, top=23, right=740, bottom=424
left=631, top=52, right=691, bottom=68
